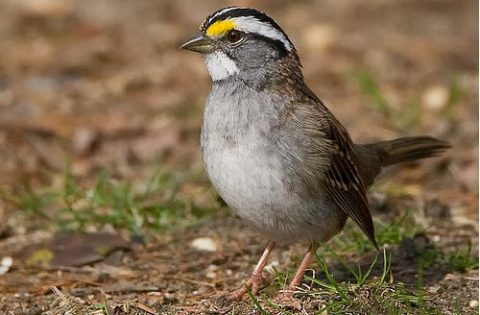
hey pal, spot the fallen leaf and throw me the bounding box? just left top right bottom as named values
left=25, top=249, right=54, bottom=266
left=16, top=232, right=130, bottom=267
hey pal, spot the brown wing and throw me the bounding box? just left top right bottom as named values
left=278, top=93, right=378, bottom=249
left=321, top=117, right=378, bottom=249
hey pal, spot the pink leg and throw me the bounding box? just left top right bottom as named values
left=275, top=243, right=320, bottom=309
left=228, top=241, right=276, bottom=300
left=288, top=242, right=320, bottom=289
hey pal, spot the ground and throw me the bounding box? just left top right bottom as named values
left=0, top=0, right=478, bottom=314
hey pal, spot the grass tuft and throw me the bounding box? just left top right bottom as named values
left=252, top=212, right=476, bottom=314
left=11, top=167, right=218, bottom=237
left=247, top=288, right=270, bottom=315
left=354, top=69, right=392, bottom=118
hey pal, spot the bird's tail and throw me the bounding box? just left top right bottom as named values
left=368, top=136, right=451, bottom=167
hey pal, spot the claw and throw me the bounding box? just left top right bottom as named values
left=227, top=272, right=264, bottom=300
left=274, top=291, right=302, bottom=310
left=227, top=241, right=275, bottom=301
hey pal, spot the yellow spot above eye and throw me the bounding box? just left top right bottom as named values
left=206, top=20, right=236, bottom=37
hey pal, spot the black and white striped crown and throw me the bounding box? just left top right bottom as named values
left=201, top=7, right=294, bottom=52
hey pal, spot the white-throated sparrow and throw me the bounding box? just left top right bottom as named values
left=181, top=7, right=450, bottom=301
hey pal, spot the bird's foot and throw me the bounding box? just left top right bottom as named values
left=274, top=289, right=302, bottom=310
left=227, top=272, right=264, bottom=301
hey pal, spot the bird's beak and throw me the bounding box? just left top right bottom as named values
left=180, top=34, right=214, bottom=54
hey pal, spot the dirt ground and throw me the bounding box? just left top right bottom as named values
left=0, top=0, right=478, bottom=314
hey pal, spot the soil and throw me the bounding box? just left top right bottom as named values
left=0, top=0, right=477, bottom=314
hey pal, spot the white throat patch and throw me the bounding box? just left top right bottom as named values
left=204, top=51, right=239, bottom=81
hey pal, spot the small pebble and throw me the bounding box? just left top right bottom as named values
left=190, top=237, right=217, bottom=252
left=469, top=300, right=479, bottom=309
left=427, top=285, right=440, bottom=293
left=206, top=264, right=218, bottom=279
left=72, top=127, right=98, bottom=156
left=443, top=273, right=457, bottom=281
left=422, top=85, right=449, bottom=111
left=0, top=257, right=13, bottom=275
left=16, top=0, right=74, bottom=16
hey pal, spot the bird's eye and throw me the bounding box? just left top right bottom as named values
left=226, top=30, right=242, bottom=43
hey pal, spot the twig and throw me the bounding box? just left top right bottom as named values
left=137, top=303, right=158, bottom=315
left=163, top=275, right=217, bottom=288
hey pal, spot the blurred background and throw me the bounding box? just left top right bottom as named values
left=0, top=0, right=477, bottom=313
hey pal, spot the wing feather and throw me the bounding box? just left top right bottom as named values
left=279, top=97, right=378, bottom=249
left=321, top=116, right=378, bottom=249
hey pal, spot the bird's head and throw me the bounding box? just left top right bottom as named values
left=181, top=7, right=302, bottom=84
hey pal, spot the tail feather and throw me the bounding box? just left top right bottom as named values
left=370, top=136, right=451, bottom=167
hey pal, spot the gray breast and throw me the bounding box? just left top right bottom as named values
left=200, top=80, right=346, bottom=244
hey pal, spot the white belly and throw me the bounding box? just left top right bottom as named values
left=203, top=128, right=287, bottom=221
left=200, top=85, right=347, bottom=244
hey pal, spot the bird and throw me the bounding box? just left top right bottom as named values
left=181, top=7, right=450, bottom=301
